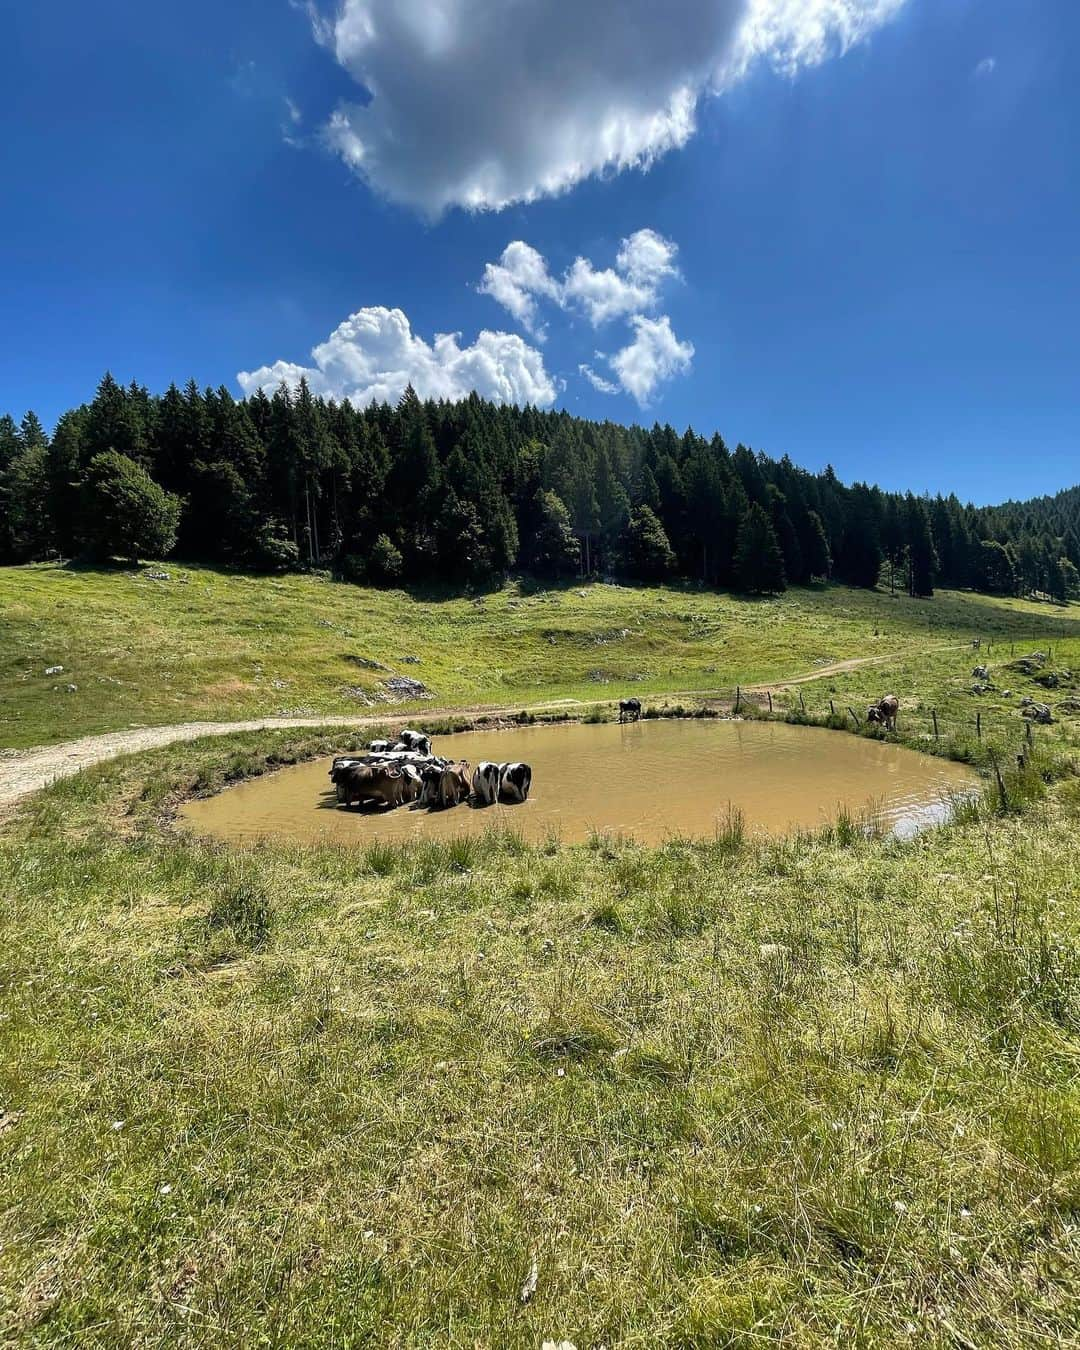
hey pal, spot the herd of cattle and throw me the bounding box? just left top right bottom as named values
left=329, top=729, right=532, bottom=813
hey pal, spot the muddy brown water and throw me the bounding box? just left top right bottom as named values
left=179, top=719, right=980, bottom=848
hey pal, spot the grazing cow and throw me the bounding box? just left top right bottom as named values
left=397, top=729, right=432, bottom=756
left=867, top=694, right=899, bottom=732
left=619, top=697, right=643, bottom=723
left=472, top=761, right=502, bottom=806
left=499, top=762, right=532, bottom=804
left=333, top=763, right=405, bottom=809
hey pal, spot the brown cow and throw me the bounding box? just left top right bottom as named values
left=334, top=763, right=405, bottom=809
left=422, top=761, right=471, bottom=810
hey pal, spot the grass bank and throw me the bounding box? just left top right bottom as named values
left=2, top=636, right=1080, bottom=1345
left=3, top=562, right=1079, bottom=748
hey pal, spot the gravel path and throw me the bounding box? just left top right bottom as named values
left=0, top=648, right=942, bottom=810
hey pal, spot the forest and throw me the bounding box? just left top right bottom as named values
left=1, top=373, right=1077, bottom=601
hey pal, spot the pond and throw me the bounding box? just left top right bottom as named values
left=179, top=719, right=981, bottom=848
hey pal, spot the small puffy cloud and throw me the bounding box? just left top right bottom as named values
left=610, top=315, right=695, bottom=406
left=973, top=56, right=996, bottom=78
left=481, top=231, right=692, bottom=404
left=309, top=0, right=909, bottom=215
left=237, top=306, right=556, bottom=408
left=579, top=363, right=621, bottom=396
left=477, top=242, right=560, bottom=337
left=480, top=229, right=680, bottom=329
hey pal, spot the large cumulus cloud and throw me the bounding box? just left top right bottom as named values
left=313, top=0, right=908, bottom=215
left=237, top=307, right=557, bottom=408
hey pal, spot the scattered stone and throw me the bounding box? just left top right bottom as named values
left=44, top=666, right=63, bottom=676
left=0, top=1107, right=23, bottom=1133
left=398, top=655, right=420, bottom=665
left=972, top=665, right=989, bottom=681
left=344, top=654, right=386, bottom=671
left=144, top=570, right=170, bottom=581
left=1021, top=702, right=1054, bottom=724
left=1008, top=652, right=1047, bottom=676
left=66, top=684, right=78, bottom=693
left=1058, top=697, right=1080, bottom=714
left=383, top=676, right=431, bottom=699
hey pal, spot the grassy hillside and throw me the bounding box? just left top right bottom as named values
left=1, top=644, right=1079, bottom=1343
left=2, top=562, right=1079, bottom=748
left=3, top=566, right=1080, bottom=1343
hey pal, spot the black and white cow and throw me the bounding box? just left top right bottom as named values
left=619, top=698, right=642, bottom=723
left=399, top=763, right=424, bottom=803
left=395, top=729, right=432, bottom=756
left=472, top=761, right=502, bottom=806
left=499, top=762, right=532, bottom=803
left=368, top=740, right=391, bottom=754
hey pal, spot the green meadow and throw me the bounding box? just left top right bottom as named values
left=2, top=567, right=1080, bottom=1345
left=2, top=562, right=1078, bottom=748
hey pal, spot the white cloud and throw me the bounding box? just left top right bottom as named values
left=973, top=56, right=996, bottom=79
left=237, top=306, right=556, bottom=408
left=480, top=229, right=679, bottom=329
left=579, top=364, right=621, bottom=396
left=725, top=0, right=909, bottom=82
left=477, top=242, right=560, bottom=338
left=610, top=315, right=695, bottom=406
left=309, top=0, right=908, bottom=215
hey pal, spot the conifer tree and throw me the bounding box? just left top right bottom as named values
left=622, top=505, right=676, bottom=580
left=734, top=503, right=786, bottom=594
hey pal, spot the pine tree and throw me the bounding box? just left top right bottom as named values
left=19, top=411, right=47, bottom=450
left=0, top=415, right=22, bottom=472
left=904, top=495, right=938, bottom=597
left=524, top=489, right=580, bottom=578
left=622, top=505, right=676, bottom=580
left=976, top=540, right=1016, bottom=595
left=734, top=503, right=786, bottom=594
left=800, top=509, right=832, bottom=580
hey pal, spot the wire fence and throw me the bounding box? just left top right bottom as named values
left=645, top=634, right=1075, bottom=753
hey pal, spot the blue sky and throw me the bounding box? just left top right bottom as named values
left=1, top=0, right=1077, bottom=504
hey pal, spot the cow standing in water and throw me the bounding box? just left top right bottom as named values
left=619, top=697, right=642, bottom=723
left=499, top=763, right=532, bottom=803
left=472, top=762, right=502, bottom=806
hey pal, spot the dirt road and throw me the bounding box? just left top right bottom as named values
left=0, top=647, right=943, bottom=810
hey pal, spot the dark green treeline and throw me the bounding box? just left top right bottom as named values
left=1, top=374, right=1078, bottom=601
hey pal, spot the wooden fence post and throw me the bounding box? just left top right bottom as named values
left=932, top=709, right=939, bottom=741
left=735, top=686, right=741, bottom=714
left=976, top=711, right=982, bottom=740
left=848, top=706, right=861, bottom=729
left=767, top=691, right=773, bottom=713
left=1026, top=720, right=1033, bottom=747
left=799, top=689, right=806, bottom=713
left=830, top=699, right=836, bottom=717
